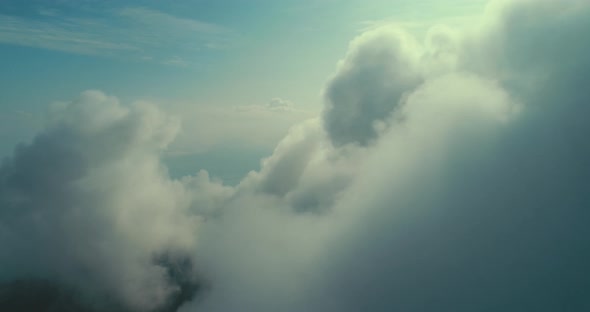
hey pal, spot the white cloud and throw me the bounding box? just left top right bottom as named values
left=267, top=97, right=294, bottom=111
left=187, top=1, right=590, bottom=310
left=0, top=91, right=207, bottom=311
left=322, top=26, right=423, bottom=146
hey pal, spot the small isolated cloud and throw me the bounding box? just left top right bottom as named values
left=2, top=0, right=590, bottom=311
left=267, top=97, right=294, bottom=111
left=234, top=97, right=295, bottom=113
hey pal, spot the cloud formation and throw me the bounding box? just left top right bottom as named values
left=323, top=27, right=422, bottom=146
left=0, top=91, right=206, bottom=311
left=2, top=0, right=590, bottom=311
left=192, top=1, right=590, bottom=310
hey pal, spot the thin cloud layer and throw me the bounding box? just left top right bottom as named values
left=1, top=0, right=590, bottom=311
left=0, top=5, right=231, bottom=63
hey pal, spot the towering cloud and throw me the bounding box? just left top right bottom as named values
left=323, top=28, right=422, bottom=147
left=1, top=0, right=590, bottom=311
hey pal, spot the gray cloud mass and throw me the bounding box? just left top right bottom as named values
left=1, top=0, right=590, bottom=311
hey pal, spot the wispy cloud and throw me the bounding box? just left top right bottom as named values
left=116, top=7, right=228, bottom=34
left=162, top=56, right=190, bottom=67
left=0, top=14, right=138, bottom=56
left=0, top=6, right=233, bottom=65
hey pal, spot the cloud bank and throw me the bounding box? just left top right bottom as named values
left=1, top=0, right=590, bottom=311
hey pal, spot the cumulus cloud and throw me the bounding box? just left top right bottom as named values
left=322, top=27, right=423, bottom=147
left=0, top=91, right=208, bottom=311
left=2, top=0, right=590, bottom=311
left=190, top=0, right=590, bottom=310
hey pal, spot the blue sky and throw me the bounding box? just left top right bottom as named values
left=0, top=0, right=488, bottom=179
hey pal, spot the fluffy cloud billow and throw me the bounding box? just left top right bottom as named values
left=2, top=0, right=590, bottom=311
left=0, top=91, right=206, bottom=311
